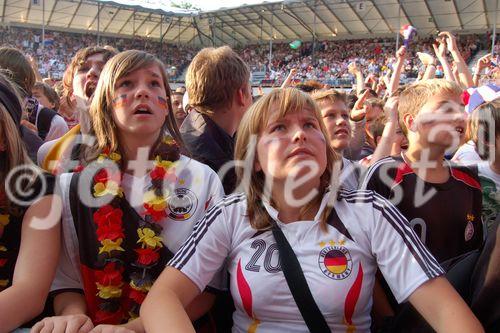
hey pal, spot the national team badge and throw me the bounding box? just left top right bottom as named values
left=167, top=188, right=198, bottom=221
left=318, top=244, right=353, bottom=280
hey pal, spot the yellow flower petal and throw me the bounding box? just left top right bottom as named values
left=137, top=228, right=163, bottom=248
left=94, top=181, right=123, bottom=198
left=99, top=238, right=125, bottom=255
left=0, top=215, right=9, bottom=227
left=96, top=283, right=123, bottom=299
left=130, top=280, right=151, bottom=292
left=0, top=246, right=6, bottom=252
left=163, top=136, right=175, bottom=145
left=0, top=279, right=9, bottom=287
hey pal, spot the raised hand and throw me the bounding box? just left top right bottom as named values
left=417, top=52, right=435, bottom=66
left=348, top=62, right=360, bottom=75
left=438, top=31, right=459, bottom=53
left=476, top=53, right=492, bottom=72
left=396, top=46, right=407, bottom=61
left=350, top=89, right=371, bottom=122
left=432, top=39, right=447, bottom=59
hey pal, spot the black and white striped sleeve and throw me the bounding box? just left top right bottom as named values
left=369, top=192, right=444, bottom=303
left=168, top=194, right=245, bottom=292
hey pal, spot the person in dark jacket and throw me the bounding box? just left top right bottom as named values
left=181, top=46, right=253, bottom=194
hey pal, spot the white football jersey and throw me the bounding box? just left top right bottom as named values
left=170, top=189, right=443, bottom=333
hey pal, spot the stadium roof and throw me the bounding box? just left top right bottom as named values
left=1, top=0, right=498, bottom=45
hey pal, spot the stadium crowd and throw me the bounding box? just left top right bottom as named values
left=0, top=19, right=498, bottom=333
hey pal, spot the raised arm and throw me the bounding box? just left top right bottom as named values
left=472, top=53, right=492, bottom=87
left=439, top=31, right=474, bottom=88
left=387, top=46, right=406, bottom=96
left=281, top=68, right=298, bottom=88
left=348, top=62, right=365, bottom=97
left=432, top=39, right=455, bottom=82
left=365, top=97, right=399, bottom=166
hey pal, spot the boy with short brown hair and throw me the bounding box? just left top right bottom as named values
left=181, top=46, right=253, bottom=194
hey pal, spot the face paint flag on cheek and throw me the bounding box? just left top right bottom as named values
left=157, top=96, right=168, bottom=110
left=112, top=94, right=128, bottom=109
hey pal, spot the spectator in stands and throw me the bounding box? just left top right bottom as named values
left=171, top=88, right=186, bottom=128
left=0, top=47, right=68, bottom=143
left=181, top=46, right=252, bottom=194
left=37, top=46, right=117, bottom=172
left=32, top=82, right=59, bottom=111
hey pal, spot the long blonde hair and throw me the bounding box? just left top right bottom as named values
left=83, top=50, right=183, bottom=165
left=235, top=88, right=339, bottom=230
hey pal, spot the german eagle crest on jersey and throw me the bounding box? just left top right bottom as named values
left=318, top=241, right=353, bottom=280
left=167, top=188, right=198, bottom=221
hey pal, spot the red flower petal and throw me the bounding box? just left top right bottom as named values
left=129, top=288, right=147, bottom=304
left=150, top=166, right=166, bottom=181
left=135, top=247, right=160, bottom=266
left=0, top=258, right=7, bottom=267
left=95, top=262, right=124, bottom=286
left=143, top=204, right=167, bottom=222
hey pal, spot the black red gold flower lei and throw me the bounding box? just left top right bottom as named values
left=91, top=136, right=180, bottom=323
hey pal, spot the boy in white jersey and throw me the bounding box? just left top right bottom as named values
left=141, top=88, right=483, bottom=333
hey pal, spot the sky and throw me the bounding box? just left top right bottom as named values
left=170, top=0, right=282, bottom=12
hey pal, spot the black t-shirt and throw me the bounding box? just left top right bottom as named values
left=361, top=155, right=483, bottom=263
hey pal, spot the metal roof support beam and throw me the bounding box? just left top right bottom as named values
left=318, top=0, right=352, bottom=35
left=283, top=5, right=314, bottom=35
left=161, top=17, right=181, bottom=40
left=214, top=13, right=259, bottom=41
left=213, top=21, right=242, bottom=45
left=25, top=0, right=32, bottom=22
left=234, top=8, right=272, bottom=40
left=370, top=0, right=394, bottom=33
left=67, top=0, right=82, bottom=28
left=46, top=0, right=60, bottom=26
left=212, top=16, right=251, bottom=44
left=247, top=6, right=294, bottom=40
left=482, top=0, right=490, bottom=28
left=103, top=8, right=121, bottom=33
left=398, top=0, right=416, bottom=28
left=265, top=5, right=302, bottom=39
left=451, top=0, right=464, bottom=30
left=303, top=1, right=337, bottom=37
left=170, top=23, right=191, bottom=43
left=2, top=0, right=8, bottom=23
left=422, top=0, right=439, bottom=31
left=346, top=1, right=372, bottom=33
left=117, top=10, right=134, bottom=34
left=148, top=15, right=166, bottom=37
left=134, top=12, right=151, bottom=35
left=88, top=4, right=104, bottom=31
